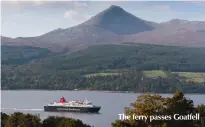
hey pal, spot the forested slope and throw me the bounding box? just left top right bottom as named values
left=1, top=45, right=56, bottom=65
left=2, top=44, right=205, bottom=92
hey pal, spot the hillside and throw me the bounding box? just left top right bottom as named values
left=1, top=5, right=205, bottom=51
left=6, top=44, right=205, bottom=71
left=159, top=19, right=205, bottom=30
left=2, top=44, right=205, bottom=92
left=125, top=28, right=205, bottom=47
left=1, top=45, right=56, bottom=65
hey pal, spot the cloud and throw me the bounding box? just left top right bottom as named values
left=2, top=1, right=88, bottom=10
left=73, top=1, right=88, bottom=10
left=187, top=1, right=205, bottom=5
left=63, top=10, right=90, bottom=21
left=151, top=5, right=170, bottom=10
left=62, top=2, right=89, bottom=21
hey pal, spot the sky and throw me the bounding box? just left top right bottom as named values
left=1, top=1, right=205, bottom=38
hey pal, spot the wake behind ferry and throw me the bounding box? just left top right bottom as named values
left=44, top=97, right=101, bottom=113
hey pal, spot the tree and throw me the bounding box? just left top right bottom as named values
left=6, top=112, right=41, bottom=127
left=112, top=94, right=166, bottom=127
left=42, top=116, right=91, bottom=127
left=112, top=120, right=135, bottom=127
left=163, top=91, right=195, bottom=127
left=194, top=104, right=205, bottom=127
left=1, top=112, right=9, bottom=127
left=112, top=92, right=203, bottom=127
left=1, top=112, right=91, bottom=127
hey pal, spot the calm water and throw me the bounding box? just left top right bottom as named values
left=1, top=90, right=205, bottom=127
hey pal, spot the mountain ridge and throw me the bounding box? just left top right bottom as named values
left=81, top=5, right=154, bottom=34
left=1, top=5, right=205, bottom=52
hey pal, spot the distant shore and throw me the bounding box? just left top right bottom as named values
left=1, top=89, right=132, bottom=93
left=1, top=89, right=205, bottom=94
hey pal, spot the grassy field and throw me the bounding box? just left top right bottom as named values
left=84, top=72, right=120, bottom=78
left=85, top=70, right=168, bottom=78
left=143, top=70, right=167, bottom=78
left=173, top=72, right=205, bottom=83
left=84, top=70, right=205, bottom=83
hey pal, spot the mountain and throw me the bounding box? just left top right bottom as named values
left=1, top=5, right=154, bottom=52
left=1, top=5, right=205, bottom=51
left=124, top=19, right=205, bottom=47
left=125, top=28, right=205, bottom=47
left=159, top=19, right=205, bottom=30
left=1, top=36, right=66, bottom=52
left=81, top=5, right=154, bottom=34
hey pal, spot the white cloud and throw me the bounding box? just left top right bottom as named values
left=63, top=10, right=90, bottom=21
left=151, top=5, right=170, bottom=10
left=32, top=1, right=48, bottom=6
left=2, top=1, right=88, bottom=10
left=73, top=1, right=88, bottom=10
left=187, top=1, right=205, bottom=5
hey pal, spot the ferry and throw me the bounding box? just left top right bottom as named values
left=44, top=97, right=101, bottom=113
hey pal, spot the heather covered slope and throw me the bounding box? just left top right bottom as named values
left=124, top=19, right=205, bottom=47
left=159, top=19, right=205, bottom=30
left=125, top=28, right=205, bottom=47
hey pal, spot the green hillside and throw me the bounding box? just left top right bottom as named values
left=7, top=44, right=204, bottom=71
left=143, top=70, right=167, bottom=78
left=143, top=70, right=205, bottom=83
left=2, top=45, right=55, bottom=65
left=2, top=44, right=205, bottom=92
left=84, top=73, right=120, bottom=78
left=173, top=72, right=205, bottom=83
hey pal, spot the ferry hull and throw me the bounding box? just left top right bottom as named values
left=44, top=106, right=101, bottom=113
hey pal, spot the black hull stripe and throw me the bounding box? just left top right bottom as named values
left=44, top=106, right=101, bottom=113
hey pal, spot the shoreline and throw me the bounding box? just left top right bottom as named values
left=1, top=89, right=205, bottom=94
left=1, top=89, right=131, bottom=93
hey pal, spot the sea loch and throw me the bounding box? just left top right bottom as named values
left=1, top=90, right=205, bottom=127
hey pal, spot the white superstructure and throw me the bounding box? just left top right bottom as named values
left=47, top=98, right=94, bottom=107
